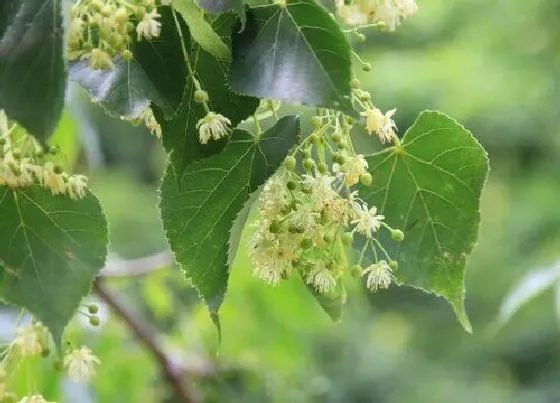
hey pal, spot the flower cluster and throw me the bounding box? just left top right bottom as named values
left=0, top=111, right=89, bottom=199
left=68, top=0, right=167, bottom=70
left=336, top=0, right=418, bottom=31
left=249, top=110, right=403, bottom=294
left=1, top=309, right=102, bottom=402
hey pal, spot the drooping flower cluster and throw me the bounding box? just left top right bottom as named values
left=68, top=0, right=168, bottom=70
left=0, top=111, right=89, bottom=199
left=335, top=0, right=419, bottom=31
left=1, top=309, right=102, bottom=402
left=249, top=110, right=403, bottom=294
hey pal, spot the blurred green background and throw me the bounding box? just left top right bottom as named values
left=11, top=0, right=560, bottom=401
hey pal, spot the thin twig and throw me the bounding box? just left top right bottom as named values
left=100, top=251, right=173, bottom=278
left=93, top=278, right=197, bottom=403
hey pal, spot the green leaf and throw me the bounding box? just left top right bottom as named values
left=230, top=0, right=355, bottom=116
left=156, top=14, right=259, bottom=170
left=0, top=186, right=108, bottom=346
left=305, top=277, right=346, bottom=322
left=360, top=111, right=489, bottom=332
left=159, top=115, right=300, bottom=313
left=0, top=0, right=66, bottom=141
left=174, top=0, right=231, bottom=60
left=69, top=6, right=187, bottom=119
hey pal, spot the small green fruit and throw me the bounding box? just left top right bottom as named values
left=89, top=315, right=100, bottom=327
left=88, top=304, right=100, bottom=314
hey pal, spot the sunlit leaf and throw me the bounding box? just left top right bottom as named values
left=359, top=111, right=489, bottom=332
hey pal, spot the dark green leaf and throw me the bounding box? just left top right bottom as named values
left=0, top=186, right=108, bottom=346
left=156, top=14, right=259, bottom=170
left=230, top=0, right=355, bottom=115
left=359, top=111, right=489, bottom=331
left=0, top=0, right=66, bottom=141
left=69, top=6, right=186, bottom=119
left=160, top=115, right=300, bottom=313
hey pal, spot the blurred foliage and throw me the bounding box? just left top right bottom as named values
left=5, top=0, right=560, bottom=401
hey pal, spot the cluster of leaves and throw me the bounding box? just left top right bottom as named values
left=0, top=0, right=489, bottom=345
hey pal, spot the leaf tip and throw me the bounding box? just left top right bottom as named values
left=450, top=295, right=472, bottom=334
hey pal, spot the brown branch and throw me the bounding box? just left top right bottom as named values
left=99, top=251, right=173, bottom=278
left=93, top=278, right=198, bottom=403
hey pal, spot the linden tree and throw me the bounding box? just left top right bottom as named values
left=0, top=0, right=488, bottom=400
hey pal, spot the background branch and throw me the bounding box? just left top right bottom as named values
left=93, top=277, right=198, bottom=403
left=99, top=251, right=173, bottom=278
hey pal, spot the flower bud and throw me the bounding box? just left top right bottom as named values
left=350, top=78, right=361, bottom=89
left=350, top=264, right=363, bottom=277
left=391, top=229, right=405, bottom=242
left=317, top=162, right=328, bottom=174
left=362, top=63, right=372, bottom=72
left=310, top=133, right=319, bottom=144
left=360, top=172, right=373, bottom=186
left=194, top=89, right=209, bottom=103
left=332, top=132, right=342, bottom=143
left=286, top=180, right=297, bottom=191
left=122, top=49, right=133, bottom=60
left=389, top=260, right=399, bottom=271
left=283, top=156, right=297, bottom=170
